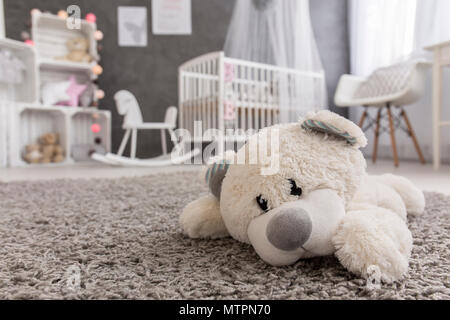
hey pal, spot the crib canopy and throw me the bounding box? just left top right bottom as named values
left=224, top=0, right=327, bottom=123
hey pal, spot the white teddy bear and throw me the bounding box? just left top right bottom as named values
left=180, top=110, right=424, bottom=283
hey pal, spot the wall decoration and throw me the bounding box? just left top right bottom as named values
left=118, top=6, right=147, bottom=47
left=151, top=0, right=191, bottom=35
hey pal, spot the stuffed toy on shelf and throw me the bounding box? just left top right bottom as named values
left=180, top=110, right=425, bottom=283
left=23, top=143, right=43, bottom=164
left=39, top=132, right=65, bottom=163
left=23, top=132, right=65, bottom=164
left=56, top=37, right=93, bottom=63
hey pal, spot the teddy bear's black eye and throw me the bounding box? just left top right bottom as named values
left=256, top=195, right=269, bottom=212
left=289, top=179, right=302, bottom=196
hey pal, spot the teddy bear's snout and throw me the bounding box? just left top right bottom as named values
left=266, top=208, right=312, bottom=251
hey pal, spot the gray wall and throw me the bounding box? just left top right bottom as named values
left=5, top=0, right=349, bottom=158
left=310, top=0, right=349, bottom=116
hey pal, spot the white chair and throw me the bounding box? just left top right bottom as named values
left=114, top=90, right=177, bottom=159
left=334, top=61, right=430, bottom=167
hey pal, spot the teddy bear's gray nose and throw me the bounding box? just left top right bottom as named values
left=266, top=208, right=312, bottom=251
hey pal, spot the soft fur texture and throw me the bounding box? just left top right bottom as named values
left=179, top=195, right=228, bottom=239
left=0, top=173, right=447, bottom=299
left=180, top=110, right=425, bottom=282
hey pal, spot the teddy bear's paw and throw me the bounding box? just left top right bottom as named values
left=179, top=194, right=229, bottom=239
left=377, top=174, right=425, bottom=216
left=332, top=208, right=412, bottom=283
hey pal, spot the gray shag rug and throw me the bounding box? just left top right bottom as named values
left=0, top=170, right=449, bottom=300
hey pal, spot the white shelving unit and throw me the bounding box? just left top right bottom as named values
left=0, top=38, right=38, bottom=102
left=0, top=12, right=111, bottom=167
left=8, top=103, right=111, bottom=167
left=0, top=38, right=38, bottom=167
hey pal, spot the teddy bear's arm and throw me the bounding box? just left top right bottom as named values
left=332, top=206, right=412, bottom=283
left=179, top=194, right=229, bottom=239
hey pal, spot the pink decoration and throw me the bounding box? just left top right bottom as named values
left=57, top=76, right=87, bottom=107
left=92, top=64, right=103, bottom=75
left=85, top=13, right=96, bottom=23
left=30, top=8, right=41, bottom=16
left=94, top=30, right=104, bottom=41
left=224, top=102, right=236, bottom=120
left=21, top=31, right=30, bottom=40
left=224, top=63, right=235, bottom=82
left=57, top=10, right=68, bottom=19
left=96, top=89, right=105, bottom=100
left=24, top=40, right=34, bottom=46
left=91, top=123, right=101, bottom=133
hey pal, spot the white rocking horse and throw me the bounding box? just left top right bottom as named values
left=92, top=90, right=199, bottom=166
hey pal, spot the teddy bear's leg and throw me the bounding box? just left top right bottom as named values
left=332, top=206, right=412, bottom=283
left=376, top=174, right=425, bottom=216
left=179, top=194, right=229, bottom=239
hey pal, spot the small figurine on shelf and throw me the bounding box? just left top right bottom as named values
left=56, top=37, right=93, bottom=63
left=23, top=144, right=43, bottom=164
left=39, top=133, right=65, bottom=163
left=23, top=133, right=65, bottom=164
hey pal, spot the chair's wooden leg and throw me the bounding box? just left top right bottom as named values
left=401, top=109, right=426, bottom=164
left=161, top=129, right=167, bottom=155
left=387, top=106, right=399, bottom=167
left=117, top=129, right=131, bottom=156
left=358, top=109, right=367, bottom=128
left=372, top=108, right=382, bottom=164
left=131, top=129, right=137, bottom=159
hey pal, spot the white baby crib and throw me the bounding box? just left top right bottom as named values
left=178, top=51, right=326, bottom=145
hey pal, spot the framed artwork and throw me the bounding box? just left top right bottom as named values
left=152, top=0, right=192, bottom=35
left=118, top=6, right=148, bottom=47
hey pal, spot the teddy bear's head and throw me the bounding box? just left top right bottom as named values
left=204, top=110, right=367, bottom=265
left=67, top=37, right=89, bottom=52
left=39, top=132, right=58, bottom=146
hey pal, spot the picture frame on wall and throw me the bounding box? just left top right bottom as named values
left=152, top=0, right=192, bottom=35
left=118, top=6, right=148, bottom=47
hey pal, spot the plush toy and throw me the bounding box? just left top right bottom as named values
left=57, top=37, right=92, bottom=63
left=180, top=110, right=425, bottom=283
left=38, top=133, right=65, bottom=163
left=23, top=143, right=43, bottom=164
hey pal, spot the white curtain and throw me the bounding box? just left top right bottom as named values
left=224, top=0, right=326, bottom=123
left=349, top=0, right=417, bottom=76
left=414, top=0, right=450, bottom=51
left=349, top=0, right=450, bottom=162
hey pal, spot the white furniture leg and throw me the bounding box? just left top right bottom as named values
left=131, top=129, right=137, bottom=159
left=161, top=129, right=167, bottom=155
left=425, top=41, right=450, bottom=170
left=117, top=129, right=131, bottom=156
left=432, top=51, right=442, bottom=170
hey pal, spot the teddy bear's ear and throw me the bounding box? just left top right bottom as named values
left=301, top=110, right=367, bottom=149
left=205, top=150, right=236, bottom=199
